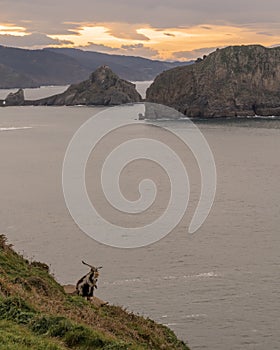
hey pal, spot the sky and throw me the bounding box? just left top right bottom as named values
left=0, top=0, right=280, bottom=61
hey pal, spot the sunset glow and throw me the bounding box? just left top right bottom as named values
left=1, top=21, right=280, bottom=60
left=0, top=24, right=26, bottom=36
left=49, top=23, right=280, bottom=60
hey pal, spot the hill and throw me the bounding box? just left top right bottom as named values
left=0, top=62, right=36, bottom=88
left=0, top=46, right=89, bottom=88
left=0, top=234, right=189, bottom=349
left=0, top=45, right=190, bottom=88
left=1, top=66, right=142, bottom=106
left=46, top=48, right=190, bottom=82
left=28, top=66, right=142, bottom=106
left=146, top=45, right=280, bottom=118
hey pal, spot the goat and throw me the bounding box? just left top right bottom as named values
left=76, top=261, right=102, bottom=300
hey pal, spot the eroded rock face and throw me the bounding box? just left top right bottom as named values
left=146, top=45, right=280, bottom=118
left=31, top=66, right=142, bottom=106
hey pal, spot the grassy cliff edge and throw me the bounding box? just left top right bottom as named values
left=0, top=235, right=189, bottom=350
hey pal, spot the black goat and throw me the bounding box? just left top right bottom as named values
left=76, top=261, right=102, bottom=300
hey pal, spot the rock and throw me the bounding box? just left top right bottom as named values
left=5, top=88, right=25, bottom=106
left=146, top=45, right=280, bottom=118
left=142, top=103, right=183, bottom=120
left=63, top=285, right=108, bottom=307
left=30, top=66, right=142, bottom=106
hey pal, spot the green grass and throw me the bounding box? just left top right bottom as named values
left=0, top=320, right=67, bottom=350
left=0, top=235, right=190, bottom=349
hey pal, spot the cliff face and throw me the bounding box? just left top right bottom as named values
left=30, top=66, right=142, bottom=106
left=146, top=45, right=280, bottom=118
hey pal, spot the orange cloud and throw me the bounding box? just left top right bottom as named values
left=1, top=21, right=280, bottom=60
left=0, top=24, right=26, bottom=36
left=48, top=23, right=280, bottom=60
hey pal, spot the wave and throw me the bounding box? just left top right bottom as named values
left=0, top=126, right=32, bottom=132
left=102, top=271, right=219, bottom=286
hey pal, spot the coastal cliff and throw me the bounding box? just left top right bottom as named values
left=0, top=234, right=189, bottom=349
left=146, top=45, right=280, bottom=118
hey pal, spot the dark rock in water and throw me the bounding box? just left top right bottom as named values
left=5, top=89, right=25, bottom=106
left=146, top=45, right=280, bottom=118
left=142, top=103, right=183, bottom=120
left=30, top=66, right=142, bottom=106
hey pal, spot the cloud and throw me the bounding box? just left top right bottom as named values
left=0, top=32, right=73, bottom=48
left=1, top=1, right=280, bottom=60
left=119, top=44, right=159, bottom=58
left=257, top=32, right=274, bottom=36
left=1, top=0, right=280, bottom=34
left=79, top=42, right=119, bottom=52
left=174, top=46, right=220, bottom=60
left=104, top=23, right=150, bottom=41
left=79, top=41, right=159, bottom=59
left=121, top=43, right=144, bottom=49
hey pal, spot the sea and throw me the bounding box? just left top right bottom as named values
left=0, top=83, right=279, bottom=350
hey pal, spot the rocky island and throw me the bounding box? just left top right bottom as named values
left=1, top=66, right=142, bottom=107
left=146, top=45, right=280, bottom=118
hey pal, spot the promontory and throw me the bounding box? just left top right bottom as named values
left=146, top=45, right=280, bottom=118
left=1, top=65, right=142, bottom=106
left=0, top=234, right=189, bottom=349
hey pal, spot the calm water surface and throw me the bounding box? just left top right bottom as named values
left=0, top=105, right=279, bottom=350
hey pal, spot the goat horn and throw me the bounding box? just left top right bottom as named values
left=82, top=260, right=94, bottom=268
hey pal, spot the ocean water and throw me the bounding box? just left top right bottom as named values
left=0, top=105, right=279, bottom=350
left=0, top=85, right=69, bottom=100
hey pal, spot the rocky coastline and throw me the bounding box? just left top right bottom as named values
left=2, top=45, right=280, bottom=119
left=146, top=45, right=280, bottom=118
left=0, top=65, right=142, bottom=107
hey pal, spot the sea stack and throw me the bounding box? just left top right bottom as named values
left=29, top=65, right=142, bottom=106
left=4, top=88, right=25, bottom=106
left=146, top=45, right=280, bottom=118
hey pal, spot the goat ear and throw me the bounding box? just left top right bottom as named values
left=97, top=266, right=103, bottom=270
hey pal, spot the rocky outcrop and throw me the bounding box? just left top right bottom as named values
left=29, top=66, right=142, bottom=106
left=146, top=45, right=280, bottom=118
left=4, top=88, right=25, bottom=106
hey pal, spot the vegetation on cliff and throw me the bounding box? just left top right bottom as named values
left=147, top=45, right=280, bottom=118
left=0, top=235, right=189, bottom=350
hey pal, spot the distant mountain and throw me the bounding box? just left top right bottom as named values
left=0, top=46, right=89, bottom=88
left=0, top=45, right=191, bottom=88
left=0, top=62, right=35, bottom=88
left=45, top=48, right=190, bottom=81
